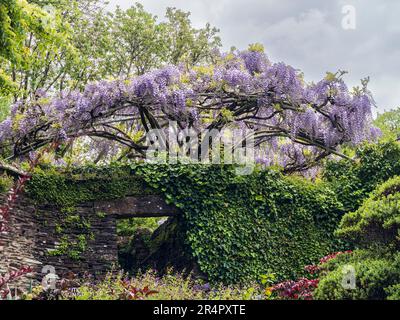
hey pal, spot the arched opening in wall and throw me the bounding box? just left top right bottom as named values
left=118, top=216, right=172, bottom=272
left=94, top=195, right=194, bottom=275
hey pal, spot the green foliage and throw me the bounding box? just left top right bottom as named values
left=26, top=270, right=262, bottom=300
left=26, top=164, right=156, bottom=210
left=385, top=284, right=400, bottom=300
left=316, top=172, right=400, bottom=300
left=162, top=7, right=221, bottom=66
left=324, top=141, right=400, bottom=212
left=1, top=0, right=221, bottom=106
left=104, top=4, right=221, bottom=78
left=335, top=176, right=400, bottom=247
left=314, top=250, right=400, bottom=300
left=107, top=4, right=167, bottom=77
left=46, top=205, right=95, bottom=260
left=0, top=96, right=11, bottom=121
left=117, top=217, right=161, bottom=237
left=0, top=0, right=71, bottom=96
left=132, top=164, right=345, bottom=284
left=19, top=161, right=362, bottom=285
left=374, top=108, right=400, bottom=141
left=0, top=173, right=12, bottom=192
left=48, top=233, right=92, bottom=261
left=23, top=164, right=157, bottom=261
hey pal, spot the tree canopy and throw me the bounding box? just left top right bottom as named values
left=0, top=0, right=54, bottom=94
left=374, top=108, right=400, bottom=141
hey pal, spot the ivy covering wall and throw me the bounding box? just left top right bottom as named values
left=5, top=142, right=399, bottom=284
left=3, top=162, right=346, bottom=284
left=133, top=164, right=346, bottom=284
left=25, top=164, right=157, bottom=211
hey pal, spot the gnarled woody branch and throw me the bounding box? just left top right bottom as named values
left=0, top=161, right=27, bottom=177
left=0, top=50, right=378, bottom=170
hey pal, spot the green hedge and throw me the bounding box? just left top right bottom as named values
left=315, top=250, right=400, bottom=300
left=335, top=176, right=400, bottom=248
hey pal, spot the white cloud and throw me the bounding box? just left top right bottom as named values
left=107, top=0, right=400, bottom=111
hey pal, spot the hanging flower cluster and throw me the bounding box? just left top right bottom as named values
left=0, top=49, right=380, bottom=171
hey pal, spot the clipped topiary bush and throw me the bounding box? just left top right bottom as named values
left=335, top=176, right=400, bottom=248
left=314, top=250, right=400, bottom=300
left=315, top=176, right=400, bottom=300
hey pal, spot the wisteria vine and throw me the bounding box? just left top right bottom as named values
left=0, top=49, right=380, bottom=172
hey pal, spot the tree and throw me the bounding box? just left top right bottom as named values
left=163, top=7, right=221, bottom=66
left=1, top=0, right=115, bottom=105
left=0, top=47, right=379, bottom=172
left=2, top=2, right=222, bottom=102
left=0, top=0, right=79, bottom=103
left=105, top=5, right=222, bottom=78
left=107, top=4, right=167, bottom=78
left=374, top=108, right=400, bottom=141
left=0, top=0, right=52, bottom=95
left=0, top=1, right=225, bottom=165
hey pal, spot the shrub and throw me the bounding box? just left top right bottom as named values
left=315, top=176, right=400, bottom=300
left=335, top=176, right=400, bottom=248
left=0, top=266, right=33, bottom=300
left=26, top=270, right=262, bottom=300
left=385, top=284, right=400, bottom=300
left=269, top=251, right=351, bottom=300
left=314, top=251, right=400, bottom=300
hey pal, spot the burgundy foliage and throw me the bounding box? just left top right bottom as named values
left=0, top=266, right=33, bottom=299
left=271, top=251, right=353, bottom=300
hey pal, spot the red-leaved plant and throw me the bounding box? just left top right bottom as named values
left=270, top=251, right=352, bottom=300
left=0, top=266, right=33, bottom=299
left=0, top=174, right=31, bottom=232
left=0, top=142, right=59, bottom=232
left=120, top=280, right=158, bottom=300
left=0, top=142, right=59, bottom=299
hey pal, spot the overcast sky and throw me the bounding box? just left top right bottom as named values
left=107, top=0, right=400, bottom=114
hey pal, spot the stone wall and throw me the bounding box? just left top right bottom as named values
left=0, top=195, right=118, bottom=287
left=0, top=194, right=178, bottom=289
left=0, top=195, right=40, bottom=287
